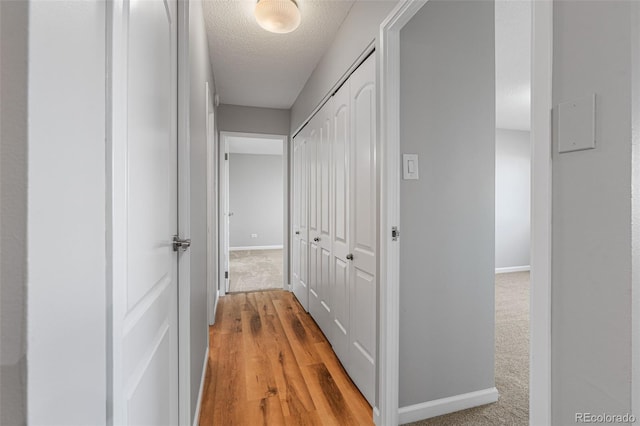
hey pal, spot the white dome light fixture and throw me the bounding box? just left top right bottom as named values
left=254, top=0, right=301, bottom=34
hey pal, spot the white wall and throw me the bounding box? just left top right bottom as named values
left=290, top=0, right=397, bottom=133
left=399, top=0, right=495, bottom=409
left=552, top=2, right=633, bottom=423
left=188, top=0, right=216, bottom=421
left=218, top=104, right=290, bottom=136
left=495, top=129, right=530, bottom=270
left=27, top=1, right=107, bottom=424
left=0, top=1, right=27, bottom=424
left=229, top=154, right=284, bottom=248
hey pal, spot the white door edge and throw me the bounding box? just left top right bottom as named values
left=177, top=0, right=192, bottom=423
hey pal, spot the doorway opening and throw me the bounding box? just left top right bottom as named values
left=219, top=132, right=289, bottom=294
left=492, top=0, right=532, bottom=423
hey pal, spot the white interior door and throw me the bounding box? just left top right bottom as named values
left=111, top=0, right=179, bottom=423
left=220, top=138, right=230, bottom=294
left=331, top=80, right=351, bottom=363
left=292, top=131, right=310, bottom=310
left=348, top=53, right=377, bottom=406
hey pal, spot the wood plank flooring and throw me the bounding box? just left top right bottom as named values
left=198, top=290, right=373, bottom=426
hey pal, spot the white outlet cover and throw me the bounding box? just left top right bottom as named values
left=558, top=94, right=596, bottom=154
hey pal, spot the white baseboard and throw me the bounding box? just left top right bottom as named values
left=373, top=406, right=381, bottom=425
left=229, top=245, right=283, bottom=251
left=192, top=347, right=210, bottom=426
left=398, top=387, right=499, bottom=424
left=209, top=289, right=219, bottom=326
left=495, top=265, right=530, bottom=274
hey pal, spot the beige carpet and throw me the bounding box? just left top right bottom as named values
left=228, top=249, right=284, bottom=293
left=405, top=272, right=530, bottom=426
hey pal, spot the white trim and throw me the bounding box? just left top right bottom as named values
left=380, top=1, right=553, bottom=425
left=191, top=347, right=209, bottom=426
left=379, top=2, right=427, bottom=425
left=529, top=1, right=553, bottom=424
left=229, top=245, right=284, bottom=251
left=495, top=265, right=531, bottom=274
left=177, top=0, right=191, bottom=423
left=373, top=407, right=381, bottom=425
left=219, top=131, right=290, bottom=294
left=398, top=388, right=500, bottom=424
left=206, top=86, right=217, bottom=326
left=376, top=0, right=426, bottom=426
left=283, top=137, right=290, bottom=292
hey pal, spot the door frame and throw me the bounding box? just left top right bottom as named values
left=378, top=1, right=553, bottom=425
left=218, top=131, right=290, bottom=295
left=205, top=83, right=218, bottom=326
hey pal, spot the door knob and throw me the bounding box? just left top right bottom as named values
left=314, top=237, right=320, bottom=242
left=295, top=231, right=300, bottom=235
left=173, top=235, right=191, bottom=252
left=346, top=253, right=353, bottom=260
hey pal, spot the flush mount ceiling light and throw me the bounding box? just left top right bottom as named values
left=254, top=0, right=301, bottom=34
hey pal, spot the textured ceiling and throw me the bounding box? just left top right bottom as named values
left=496, top=0, right=531, bottom=131
left=203, top=0, right=355, bottom=109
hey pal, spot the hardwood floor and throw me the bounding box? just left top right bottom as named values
left=198, top=290, right=373, bottom=426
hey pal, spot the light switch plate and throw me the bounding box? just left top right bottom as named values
left=403, top=154, right=419, bottom=180
left=558, top=94, right=596, bottom=153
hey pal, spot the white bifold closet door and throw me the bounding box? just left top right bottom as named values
left=309, top=102, right=334, bottom=341
left=292, top=133, right=310, bottom=310
left=345, top=52, right=377, bottom=406
left=291, top=52, right=376, bottom=407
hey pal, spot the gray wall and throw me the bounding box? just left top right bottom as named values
left=290, top=0, right=396, bottom=133
left=218, top=104, right=290, bottom=136
left=0, top=1, right=27, bottom=424
left=188, top=0, right=216, bottom=421
left=229, top=154, right=284, bottom=248
left=495, top=129, right=531, bottom=269
left=399, top=0, right=495, bottom=408
left=552, top=1, right=632, bottom=423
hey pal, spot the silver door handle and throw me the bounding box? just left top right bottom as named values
left=346, top=253, right=353, bottom=260
left=173, top=235, right=191, bottom=252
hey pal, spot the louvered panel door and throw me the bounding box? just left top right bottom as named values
left=348, top=53, right=377, bottom=406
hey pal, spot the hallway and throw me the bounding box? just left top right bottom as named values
left=198, top=290, right=373, bottom=425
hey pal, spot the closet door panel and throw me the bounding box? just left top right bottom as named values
left=308, top=122, right=320, bottom=316
left=348, top=53, right=376, bottom=406
left=317, top=104, right=333, bottom=341
left=292, top=132, right=310, bottom=311
left=292, top=135, right=301, bottom=297
left=331, top=80, right=350, bottom=361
